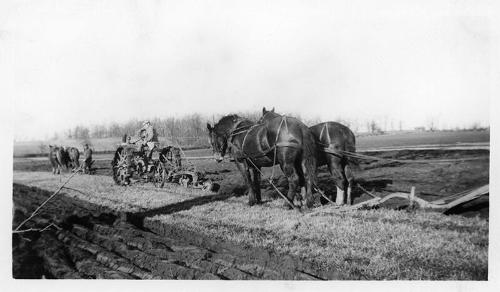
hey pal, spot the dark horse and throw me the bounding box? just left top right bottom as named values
left=207, top=111, right=318, bottom=208
left=261, top=108, right=357, bottom=205
left=310, top=122, right=356, bottom=205
left=48, top=145, right=69, bottom=174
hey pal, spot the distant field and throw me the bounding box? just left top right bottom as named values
left=356, top=130, right=489, bottom=150
left=13, top=130, right=490, bottom=157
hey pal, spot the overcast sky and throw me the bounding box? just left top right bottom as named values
left=1, top=0, right=493, bottom=141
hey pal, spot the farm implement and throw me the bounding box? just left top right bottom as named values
left=111, top=140, right=219, bottom=192
left=350, top=184, right=489, bottom=213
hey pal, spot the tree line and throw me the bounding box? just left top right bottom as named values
left=59, top=112, right=488, bottom=147
left=61, top=112, right=263, bottom=148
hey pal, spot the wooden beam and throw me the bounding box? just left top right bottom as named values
left=443, top=184, right=489, bottom=210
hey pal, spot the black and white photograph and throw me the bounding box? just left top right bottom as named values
left=2, top=0, right=498, bottom=289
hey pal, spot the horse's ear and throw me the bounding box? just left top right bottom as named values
left=206, top=123, right=212, bottom=132
left=271, top=107, right=275, bottom=113
left=262, top=107, right=268, bottom=115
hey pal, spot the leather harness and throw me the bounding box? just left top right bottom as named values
left=227, top=116, right=300, bottom=160
left=317, top=123, right=343, bottom=158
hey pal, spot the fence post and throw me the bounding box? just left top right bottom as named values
left=409, top=186, right=416, bottom=209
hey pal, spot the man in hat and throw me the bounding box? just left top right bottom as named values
left=83, top=143, right=93, bottom=174
left=137, top=120, right=158, bottom=160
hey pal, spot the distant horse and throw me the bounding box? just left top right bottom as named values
left=48, top=145, right=69, bottom=174
left=67, top=147, right=80, bottom=171
left=309, top=122, right=357, bottom=205
left=83, top=145, right=93, bottom=174
left=207, top=110, right=318, bottom=208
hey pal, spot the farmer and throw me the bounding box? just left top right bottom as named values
left=137, top=120, right=158, bottom=159
left=83, top=143, right=93, bottom=174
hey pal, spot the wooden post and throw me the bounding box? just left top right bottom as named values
left=409, top=186, right=415, bottom=209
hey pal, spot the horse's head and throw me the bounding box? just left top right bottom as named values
left=259, top=107, right=280, bottom=123
left=207, top=122, right=227, bottom=162
left=206, top=115, right=242, bottom=162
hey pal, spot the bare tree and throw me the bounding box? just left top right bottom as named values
left=368, top=120, right=384, bottom=134
left=38, top=142, right=47, bottom=154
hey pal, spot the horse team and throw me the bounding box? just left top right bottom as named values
left=207, top=107, right=356, bottom=209
left=47, top=107, right=355, bottom=210
left=49, top=144, right=93, bottom=174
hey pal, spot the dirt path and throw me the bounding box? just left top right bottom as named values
left=13, top=183, right=336, bottom=280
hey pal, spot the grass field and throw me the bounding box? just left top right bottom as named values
left=12, top=144, right=489, bottom=279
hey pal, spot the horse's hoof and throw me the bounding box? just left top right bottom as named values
left=304, top=200, right=314, bottom=209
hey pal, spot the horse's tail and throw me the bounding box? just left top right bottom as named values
left=344, top=151, right=361, bottom=171
left=48, top=147, right=57, bottom=166
left=71, top=148, right=80, bottom=168
left=344, top=133, right=361, bottom=171
left=55, top=148, right=67, bottom=168
left=301, top=128, right=318, bottom=187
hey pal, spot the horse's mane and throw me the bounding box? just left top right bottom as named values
left=214, top=114, right=243, bottom=135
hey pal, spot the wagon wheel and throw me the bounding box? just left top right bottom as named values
left=112, top=149, right=131, bottom=185
left=115, top=166, right=130, bottom=185
left=153, top=162, right=166, bottom=188
left=134, top=155, right=146, bottom=176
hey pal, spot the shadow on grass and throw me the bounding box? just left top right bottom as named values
left=126, top=187, right=247, bottom=229
left=444, top=196, right=489, bottom=219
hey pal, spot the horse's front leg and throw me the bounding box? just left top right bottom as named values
left=251, top=167, right=262, bottom=203
left=344, top=163, right=355, bottom=205
left=234, top=159, right=259, bottom=206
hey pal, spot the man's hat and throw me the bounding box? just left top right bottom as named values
left=143, top=120, right=150, bottom=125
